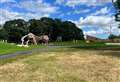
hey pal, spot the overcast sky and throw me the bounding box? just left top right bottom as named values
left=0, top=0, right=120, bottom=39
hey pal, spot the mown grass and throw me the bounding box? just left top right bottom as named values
left=0, top=48, right=120, bottom=82
left=74, top=44, right=120, bottom=50
left=0, top=42, right=46, bottom=55
left=0, top=40, right=120, bottom=55
left=52, top=41, right=120, bottom=50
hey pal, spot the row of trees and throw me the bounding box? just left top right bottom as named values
left=0, top=17, right=84, bottom=43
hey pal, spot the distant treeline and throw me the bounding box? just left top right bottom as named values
left=109, top=34, right=120, bottom=39
left=0, top=17, right=84, bottom=43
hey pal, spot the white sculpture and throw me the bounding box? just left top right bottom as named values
left=20, top=33, right=49, bottom=47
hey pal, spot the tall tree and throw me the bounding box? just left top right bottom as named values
left=0, top=29, right=8, bottom=40
left=2, top=17, right=84, bottom=43
left=40, top=17, right=55, bottom=37
left=28, top=19, right=45, bottom=35
left=113, top=0, right=120, bottom=9
left=3, top=19, right=28, bottom=43
left=113, top=0, right=120, bottom=28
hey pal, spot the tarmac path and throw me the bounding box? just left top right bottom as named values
left=0, top=46, right=65, bottom=60
left=0, top=45, right=120, bottom=60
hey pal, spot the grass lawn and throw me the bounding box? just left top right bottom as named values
left=0, top=41, right=120, bottom=55
left=0, top=48, right=120, bottom=82
left=52, top=41, right=120, bottom=50
left=0, top=42, right=46, bottom=55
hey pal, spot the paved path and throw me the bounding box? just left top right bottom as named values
left=0, top=46, right=66, bottom=60
left=0, top=45, right=120, bottom=60
left=0, top=50, right=32, bottom=60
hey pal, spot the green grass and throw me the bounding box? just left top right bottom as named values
left=74, top=43, right=120, bottom=50
left=51, top=40, right=86, bottom=46
left=0, top=42, right=46, bottom=55
left=0, top=40, right=120, bottom=55
left=52, top=41, right=120, bottom=50
left=52, top=40, right=107, bottom=47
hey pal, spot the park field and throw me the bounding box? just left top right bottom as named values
left=0, top=41, right=120, bottom=55
left=0, top=48, right=120, bottom=82
left=0, top=42, right=46, bottom=55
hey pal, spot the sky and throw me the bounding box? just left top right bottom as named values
left=0, top=0, right=120, bottom=39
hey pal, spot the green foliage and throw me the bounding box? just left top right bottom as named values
left=109, top=34, right=116, bottom=39
left=113, top=0, right=120, bottom=28
left=113, top=0, right=120, bottom=9
left=3, top=19, right=29, bottom=43
left=108, top=34, right=120, bottom=39
left=0, top=29, right=8, bottom=40
left=1, top=17, right=84, bottom=43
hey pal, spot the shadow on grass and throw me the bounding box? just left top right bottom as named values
left=71, top=45, right=120, bottom=50
left=100, top=51, right=120, bottom=57
left=71, top=45, right=120, bottom=57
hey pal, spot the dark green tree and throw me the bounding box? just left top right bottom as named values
left=2, top=17, right=84, bottom=43
left=113, top=0, right=120, bottom=28
left=40, top=17, right=55, bottom=37
left=109, top=34, right=116, bottom=39
left=0, top=29, right=8, bottom=40
left=50, top=18, right=63, bottom=41
left=3, top=19, right=28, bottom=43
left=28, top=19, right=45, bottom=36
left=61, top=21, right=84, bottom=41
left=28, top=18, right=84, bottom=41
left=113, top=0, right=120, bottom=9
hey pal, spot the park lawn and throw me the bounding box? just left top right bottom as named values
left=0, top=48, right=120, bottom=82
left=52, top=41, right=120, bottom=50
left=0, top=42, right=46, bottom=55
left=0, top=40, right=120, bottom=55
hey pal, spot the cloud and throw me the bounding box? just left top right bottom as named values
left=59, top=9, right=91, bottom=17
left=84, top=26, right=120, bottom=36
left=91, top=7, right=111, bottom=16
left=20, top=0, right=58, bottom=14
left=72, top=15, right=120, bottom=36
left=0, top=0, right=16, bottom=3
left=0, top=8, right=50, bottom=24
left=55, top=0, right=64, bottom=5
left=84, top=29, right=105, bottom=36
left=55, top=0, right=112, bottom=8
left=77, top=16, right=114, bottom=27
left=73, top=9, right=90, bottom=14
left=0, top=0, right=58, bottom=24
left=67, top=0, right=111, bottom=7
left=0, top=8, right=23, bottom=24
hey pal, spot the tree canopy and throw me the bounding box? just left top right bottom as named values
left=108, top=34, right=120, bottom=39
left=113, top=0, right=120, bottom=28
left=3, top=19, right=29, bottom=43
left=113, top=0, right=120, bottom=10
left=0, top=17, right=84, bottom=43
